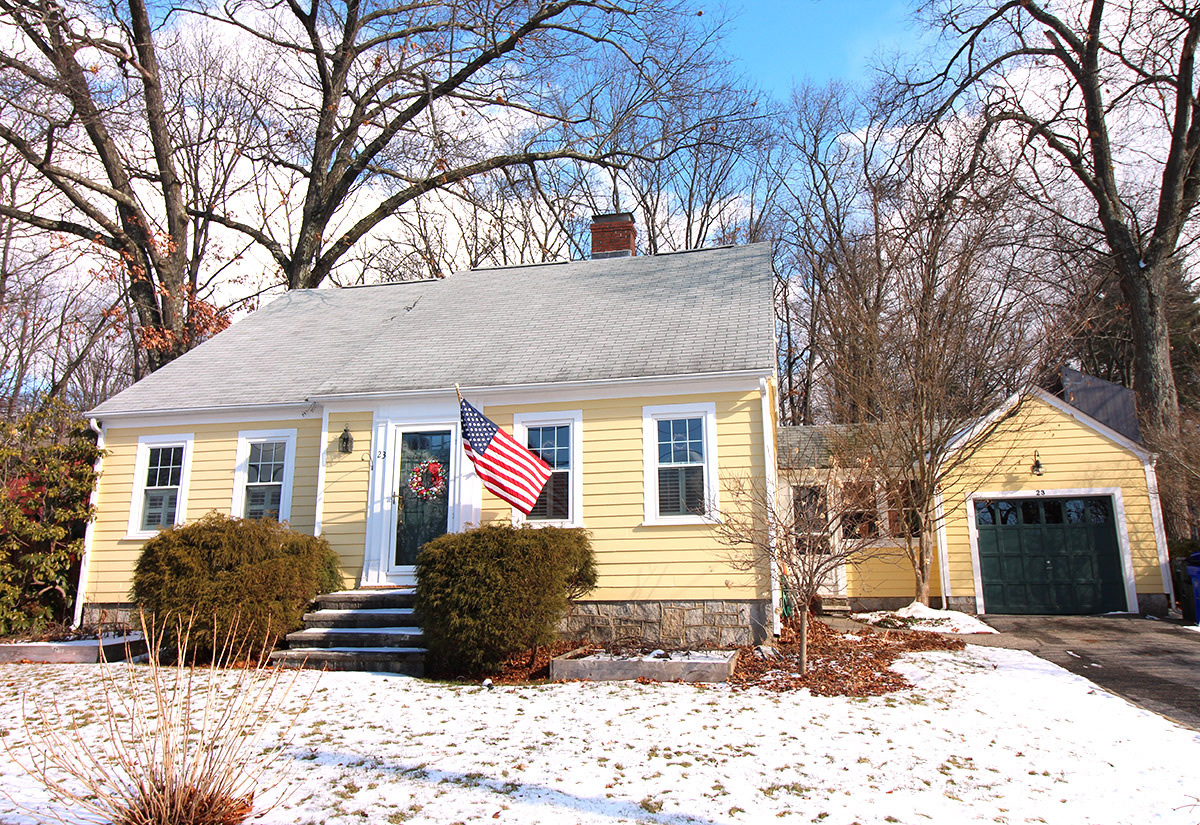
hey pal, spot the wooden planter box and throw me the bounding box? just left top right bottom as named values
left=0, top=634, right=146, bottom=664
left=550, top=647, right=738, bottom=683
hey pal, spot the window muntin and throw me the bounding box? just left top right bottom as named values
left=793, top=485, right=830, bottom=555
left=657, top=417, right=706, bottom=516
left=527, top=424, right=570, bottom=521
left=141, top=446, right=183, bottom=531
left=841, top=481, right=879, bottom=539
left=244, top=440, right=287, bottom=520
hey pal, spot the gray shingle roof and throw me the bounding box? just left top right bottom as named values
left=778, top=425, right=836, bottom=469
left=91, top=243, right=775, bottom=416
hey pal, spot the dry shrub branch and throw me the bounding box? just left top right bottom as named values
left=7, top=614, right=314, bottom=825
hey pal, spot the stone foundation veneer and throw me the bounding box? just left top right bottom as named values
left=562, top=600, right=771, bottom=647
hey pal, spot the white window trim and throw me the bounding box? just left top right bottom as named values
left=642, top=402, right=718, bottom=526
left=230, top=429, right=298, bottom=522
left=511, top=410, right=583, bottom=528
left=125, top=433, right=194, bottom=540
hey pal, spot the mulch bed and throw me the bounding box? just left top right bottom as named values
left=488, top=616, right=964, bottom=696
left=491, top=639, right=581, bottom=684
left=729, top=615, right=965, bottom=696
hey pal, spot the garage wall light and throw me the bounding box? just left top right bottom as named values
left=1030, top=450, right=1045, bottom=476
left=339, top=425, right=354, bottom=454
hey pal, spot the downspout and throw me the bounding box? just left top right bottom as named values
left=72, top=417, right=105, bottom=628
left=760, top=377, right=781, bottom=637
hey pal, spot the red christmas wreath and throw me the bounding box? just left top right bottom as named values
left=408, top=459, right=446, bottom=501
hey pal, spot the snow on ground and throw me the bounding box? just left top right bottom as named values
left=853, top=601, right=999, bottom=634
left=0, top=646, right=1197, bottom=825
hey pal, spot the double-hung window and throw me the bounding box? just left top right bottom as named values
left=142, top=446, right=183, bottom=530
left=657, top=418, right=706, bottom=515
left=245, top=441, right=287, bottom=519
left=512, top=411, right=582, bottom=527
left=127, top=434, right=193, bottom=538
left=642, top=403, right=717, bottom=524
left=232, top=429, right=296, bottom=522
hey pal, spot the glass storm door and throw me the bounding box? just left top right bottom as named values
left=394, top=430, right=452, bottom=567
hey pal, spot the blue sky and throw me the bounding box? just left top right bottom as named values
left=719, top=0, right=923, bottom=95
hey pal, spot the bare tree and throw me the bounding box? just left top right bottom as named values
left=193, top=0, right=731, bottom=289
left=0, top=0, right=731, bottom=376
left=823, top=122, right=1056, bottom=604
left=714, top=465, right=884, bottom=674
left=911, top=0, right=1200, bottom=536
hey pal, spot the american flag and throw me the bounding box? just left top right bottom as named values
left=460, top=397, right=552, bottom=514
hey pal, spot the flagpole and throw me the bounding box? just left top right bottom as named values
left=454, top=383, right=463, bottom=404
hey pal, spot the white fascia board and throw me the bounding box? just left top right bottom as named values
left=93, top=403, right=320, bottom=431
left=308, top=369, right=774, bottom=407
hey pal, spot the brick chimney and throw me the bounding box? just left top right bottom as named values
left=590, top=212, right=637, bottom=259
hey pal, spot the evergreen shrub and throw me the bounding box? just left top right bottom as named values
left=0, top=400, right=100, bottom=634
left=132, top=513, right=342, bottom=661
left=415, top=524, right=597, bottom=676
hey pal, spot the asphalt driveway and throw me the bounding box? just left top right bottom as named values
left=974, top=615, right=1200, bottom=731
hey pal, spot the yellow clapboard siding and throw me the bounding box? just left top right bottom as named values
left=482, top=389, right=768, bottom=600
left=84, top=416, right=325, bottom=604
left=318, top=412, right=374, bottom=584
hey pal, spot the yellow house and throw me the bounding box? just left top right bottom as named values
left=779, top=383, right=1173, bottom=616
left=76, top=218, right=781, bottom=663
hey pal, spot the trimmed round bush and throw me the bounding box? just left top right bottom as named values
left=132, top=513, right=342, bottom=661
left=415, top=524, right=597, bottom=676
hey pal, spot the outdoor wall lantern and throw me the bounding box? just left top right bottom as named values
left=339, top=425, right=354, bottom=454
left=1030, top=451, right=1045, bottom=476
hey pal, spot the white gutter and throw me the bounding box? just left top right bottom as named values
left=86, top=401, right=314, bottom=421
left=760, top=377, right=781, bottom=637
left=314, top=406, right=329, bottom=536
left=72, top=417, right=105, bottom=628
left=309, top=368, right=777, bottom=403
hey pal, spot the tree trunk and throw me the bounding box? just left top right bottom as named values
left=796, top=609, right=809, bottom=676
left=1118, top=257, right=1188, bottom=537
left=913, top=533, right=933, bottom=606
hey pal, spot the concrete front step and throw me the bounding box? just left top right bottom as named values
left=285, top=626, right=424, bottom=648
left=303, top=608, right=416, bottom=628
left=315, top=589, right=416, bottom=611
left=269, top=647, right=425, bottom=676
left=816, top=597, right=852, bottom=615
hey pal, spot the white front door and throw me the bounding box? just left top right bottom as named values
left=362, top=418, right=468, bottom=587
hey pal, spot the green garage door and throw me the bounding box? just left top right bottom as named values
left=974, top=496, right=1127, bottom=614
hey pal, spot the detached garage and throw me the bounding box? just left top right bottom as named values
left=778, top=373, right=1174, bottom=616
left=950, top=384, right=1173, bottom=616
